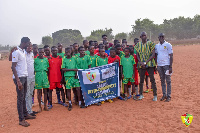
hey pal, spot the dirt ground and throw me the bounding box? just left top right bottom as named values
left=0, top=45, right=200, bottom=133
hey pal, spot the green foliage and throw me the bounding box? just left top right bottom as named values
left=42, top=35, right=53, bottom=46
left=52, top=29, right=83, bottom=47
left=86, top=28, right=114, bottom=41
left=115, top=32, right=127, bottom=40
left=130, top=14, right=200, bottom=41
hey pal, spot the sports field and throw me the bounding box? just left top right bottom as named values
left=0, top=45, right=200, bottom=133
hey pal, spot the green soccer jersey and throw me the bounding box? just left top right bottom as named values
left=76, top=55, right=91, bottom=69
left=74, top=53, right=80, bottom=57
left=96, top=56, right=108, bottom=66
left=120, top=55, right=135, bottom=78
left=85, top=50, right=90, bottom=55
left=57, top=52, right=65, bottom=58
left=62, top=56, right=76, bottom=76
left=34, top=57, right=49, bottom=72
left=119, top=51, right=125, bottom=58
left=89, top=54, right=98, bottom=68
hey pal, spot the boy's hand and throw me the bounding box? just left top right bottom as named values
left=114, top=59, right=119, bottom=62
left=132, top=74, right=135, bottom=79
left=75, top=75, right=78, bottom=79
left=169, top=67, right=172, bottom=74
left=122, top=74, right=124, bottom=79
left=17, top=80, right=23, bottom=90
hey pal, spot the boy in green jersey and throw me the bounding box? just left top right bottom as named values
left=73, top=43, right=80, bottom=57
left=62, top=47, right=81, bottom=110
left=76, top=46, right=91, bottom=69
left=121, top=47, right=135, bottom=101
left=57, top=43, right=65, bottom=58
left=96, top=49, right=108, bottom=67
left=34, top=48, right=50, bottom=112
left=89, top=45, right=98, bottom=68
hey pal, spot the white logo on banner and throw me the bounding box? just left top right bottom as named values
left=101, top=66, right=116, bottom=79
left=82, top=69, right=100, bottom=84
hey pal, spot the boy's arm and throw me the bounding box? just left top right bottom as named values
left=121, top=65, right=124, bottom=79
left=62, top=68, right=78, bottom=72
left=12, top=63, right=23, bottom=90
left=146, top=49, right=155, bottom=64
left=9, top=47, right=17, bottom=61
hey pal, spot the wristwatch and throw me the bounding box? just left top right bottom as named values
left=143, top=62, right=146, bottom=65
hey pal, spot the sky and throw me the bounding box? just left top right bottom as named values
left=0, top=0, right=199, bottom=46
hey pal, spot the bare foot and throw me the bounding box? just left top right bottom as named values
left=44, top=106, right=49, bottom=111
left=38, top=107, right=42, bottom=113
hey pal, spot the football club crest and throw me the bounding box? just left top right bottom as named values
left=164, top=46, right=167, bottom=49
left=86, top=72, right=96, bottom=82
left=181, top=113, right=193, bottom=127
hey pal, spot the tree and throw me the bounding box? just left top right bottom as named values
left=42, top=36, right=53, bottom=46
left=52, top=29, right=83, bottom=47
left=86, top=28, right=114, bottom=41
left=115, top=32, right=127, bottom=40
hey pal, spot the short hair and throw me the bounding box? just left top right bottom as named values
left=110, top=48, right=116, bottom=51
left=114, top=40, right=119, bottom=45
left=73, top=43, right=78, bottom=46
left=57, top=43, right=62, bottom=45
left=134, top=38, right=139, bottom=43
left=21, top=37, right=30, bottom=43
left=65, top=47, right=71, bottom=51
left=129, top=45, right=133, bottom=48
left=88, top=45, right=94, bottom=50
left=99, top=48, right=105, bottom=52
left=94, top=41, right=98, bottom=43
left=51, top=46, right=57, bottom=50
left=89, top=40, right=94, bottom=45
left=78, top=46, right=84, bottom=51
left=102, top=34, right=107, bottom=38
left=124, top=47, right=131, bottom=52
left=115, top=44, right=121, bottom=48
left=122, top=39, right=127, bottom=43
left=38, top=48, right=44, bottom=51
left=44, top=45, right=49, bottom=49
left=83, top=40, right=88, bottom=44
left=33, top=44, right=38, bottom=47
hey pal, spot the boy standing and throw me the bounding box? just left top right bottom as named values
left=34, top=48, right=50, bottom=112
left=83, top=40, right=90, bottom=55
left=57, top=43, right=65, bottom=58
left=89, top=45, right=98, bottom=68
left=121, top=47, right=135, bottom=101
left=62, top=47, right=80, bottom=110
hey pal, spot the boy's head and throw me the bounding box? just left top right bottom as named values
left=44, top=45, right=50, bottom=56
left=57, top=43, right=62, bottom=52
left=73, top=43, right=79, bottom=51
left=51, top=46, right=58, bottom=57
left=110, top=48, right=116, bottom=58
left=94, top=41, right=98, bottom=49
left=32, top=44, right=38, bottom=54
left=26, top=42, right=33, bottom=53
left=115, top=44, right=121, bottom=54
left=89, top=40, right=94, bottom=46
left=129, top=45, right=134, bottom=54
left=99, top=44, right=105, bottom=49
left=83, top=40, right=89, bottom=48
left=102, top=34, right=107, bottom=41
left=65, top=47, right=72, bottom=57
left=124, top=47, right=131, bottom=56
left=88, top=45, right=95, bottom=54
left=122, top=39, right=127, bottom=48
left=21, top=37, right=30, bottom=49
left=78, top=46, right=85, bottom=55
left=99, top=48, right=105, bottom=56
left=134, top=38, right=139, bottom=45
left=104, top=41, right=109, bottom=49
left=38, top=48, right=44, bottom=57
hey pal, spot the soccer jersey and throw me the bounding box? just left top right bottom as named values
left=85, top=50, right=90, bottom=55
left=62, top=56, right=77, bottom=76
left=96, top=57, right=108, bottom=66
left=48, top=56, right=62, bottom=82
left=34, top=57, right=49, bottom=72
left=120, top=55, right=136, bottom=78
left=34, top=54, right=39, bottom=58
left=76, top=55, right=91, bottom=69
left=134, top=41, right=156, bottom=68
left=57, top=52, right=65, bottom=58
left=89, top=54, right=98, bottom=68
left=108, top=55, right=120, bottom=65
left=74, top=53, right=80, bottom=57
left=118, top=51, right=125, bottom=58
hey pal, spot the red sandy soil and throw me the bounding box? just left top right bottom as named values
left=0, top=45, right=200, bottom=133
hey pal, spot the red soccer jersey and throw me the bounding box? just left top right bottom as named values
left=108, top=55, right=120, bottom=65
left=34, top=54, right=39, bottom=58
left=48, top=56, right=62, bottom=82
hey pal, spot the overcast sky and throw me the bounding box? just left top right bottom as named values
left=0, top=0, right=199, bottom=46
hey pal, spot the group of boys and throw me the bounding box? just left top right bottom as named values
left=11, top=32, right=173, bottom=127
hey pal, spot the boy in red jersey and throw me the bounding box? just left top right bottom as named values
left=48, top=46, right=66, bottom=109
